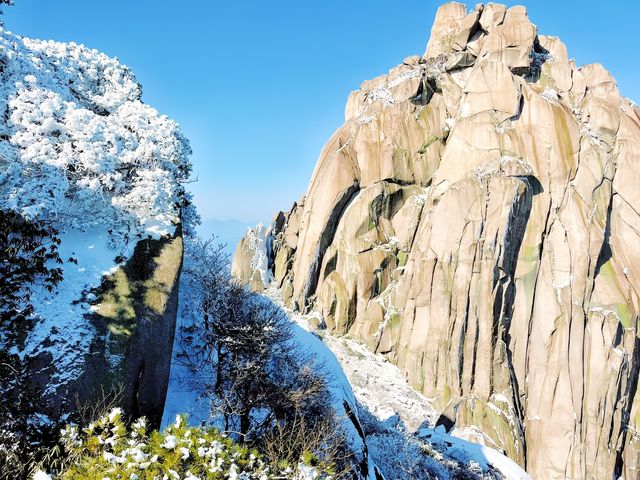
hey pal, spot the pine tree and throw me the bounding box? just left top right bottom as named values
left=0, top=209, right=63, bottom=329
left=0, top=209, right=63, bottom=480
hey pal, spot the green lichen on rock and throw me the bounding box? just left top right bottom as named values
left=418, top=135, right=441, bottom=154
left=538, top=62, right=556, bottom=91
left=95, top=269, right=136, bottom=336
left=143, top=236, right=183, bottom=315
left=397, top=250, right=409, bottom=267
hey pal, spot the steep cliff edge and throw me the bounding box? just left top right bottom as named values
left=0, top=27, right=193, bottom=432
left=233, top=3, right=640, bottom=478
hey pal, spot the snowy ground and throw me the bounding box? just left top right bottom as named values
left=418, top=426, right=529, bottom=480
left=320, top=331, right=438, bottom=432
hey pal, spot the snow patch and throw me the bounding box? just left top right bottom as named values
left=321, top=334, right=437, bottom=431
left=418, top=427, right=530, bottom=480
left=540, top=88, right=559, bottom=103
left=387, top=68, right=421, bottom=89
left=368, top=87, right=395, bottom=107
left=444, top=117, right=456, bottom=131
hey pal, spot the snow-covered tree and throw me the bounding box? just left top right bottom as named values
left=0, top=0, right=13, bottom=16
left=0, top=210, right=62, bottom=326
left=0, top=210, right=64, bottom=480
left=177, top=238, right=349, bottom=473
left=0, top=28, right=198, bottom=244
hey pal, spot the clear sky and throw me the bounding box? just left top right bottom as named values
left=5, top=1, right=639, bottom=224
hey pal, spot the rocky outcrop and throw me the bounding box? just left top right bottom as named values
left=75, top=232, right=183, bottom=427
left=0, top=27, right=191, bottom=433
left=20, top=232, right=183, bottom=430
left=234, top=3, right=640, bottom=478
left=231, top=223, right=273, bottom=293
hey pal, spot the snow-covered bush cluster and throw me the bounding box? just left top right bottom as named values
left=36, top=409, right=329, bottom=480
left=0, top=27, right=197, bottom=241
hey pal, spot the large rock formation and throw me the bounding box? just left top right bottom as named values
left=70, top=232, right=183, bottom=427
left=0, top=27, right=192, bottom=432
left=234, top=3, right=640, bottom=478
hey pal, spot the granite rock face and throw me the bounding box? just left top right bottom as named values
left=24, top=232, right=184, bottom=430
left=77, top=233, right=184, bottom=428
left=234, top=3, right=640, bottom=478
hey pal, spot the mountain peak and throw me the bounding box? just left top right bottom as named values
left=425, top=2, right=537, bottom=73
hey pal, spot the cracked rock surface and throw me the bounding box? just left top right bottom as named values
left=233, top=3, right=640, bottom=478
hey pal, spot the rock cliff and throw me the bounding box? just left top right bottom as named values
left=233, top=3, right=640, bottom=478
left=0, top=27, right=192, bottom=431
left=70, top=232, right=183, bottom=428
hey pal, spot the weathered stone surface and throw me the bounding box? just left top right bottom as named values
left=235, top=3, right=640, bottom=478
left=39, top=232, right=184, bottom=429
left=424, top=2, right=467, bottom=58
left=462, top=60, right=521, bottom=116
left=232, top=235, right=263, bottom=292
left=479, top=3, right=506, bottom=31
left=231, top=223, right=272, bottom=292
left=451, top=10, right=481, bottom=52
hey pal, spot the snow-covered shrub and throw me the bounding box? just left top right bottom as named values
left=38, top=410, right=330, bottom=480
left=0, top=28, right=197, bottom=241
left=0, top=378, right=56, bottom=480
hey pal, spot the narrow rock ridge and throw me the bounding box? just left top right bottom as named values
left=233, top=3, right=640, bottom=478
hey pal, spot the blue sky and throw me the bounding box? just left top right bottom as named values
left=5, top=1, right=639, bottom=223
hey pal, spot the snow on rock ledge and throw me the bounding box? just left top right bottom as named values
left=231, top=223, right=273, bottom=291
